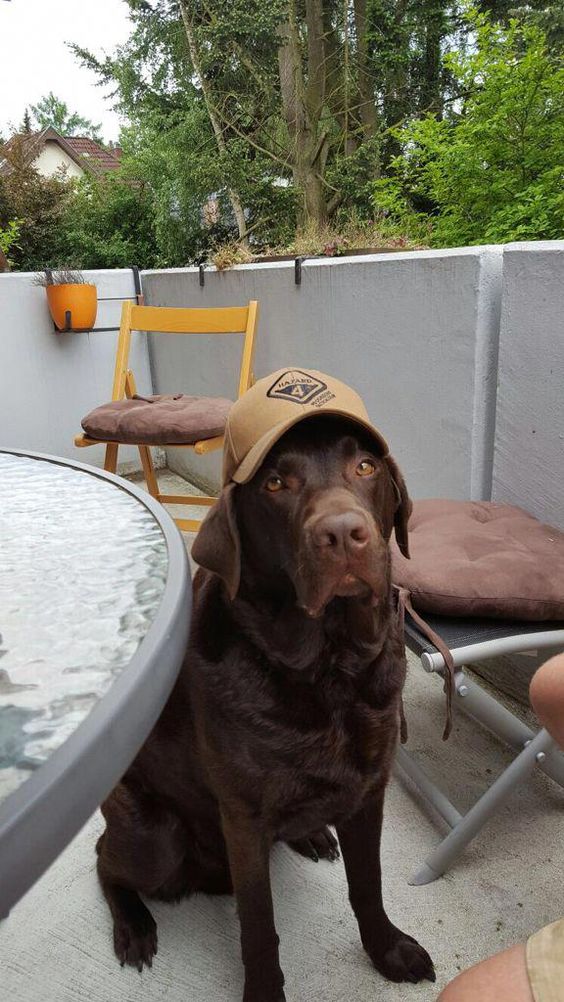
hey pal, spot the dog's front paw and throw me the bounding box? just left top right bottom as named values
left=113, top=913, right=158, bottom=972
left=243, top=969, right=286, bottom=1002
left=288, top=826, right=340, bottom=862
left=368, top=928, right=435, bottom=984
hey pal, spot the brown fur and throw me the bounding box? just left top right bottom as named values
left=96, top=416, right=435, bottom=999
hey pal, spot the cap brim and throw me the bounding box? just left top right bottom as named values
left=228, top=410, right=389, bottom=485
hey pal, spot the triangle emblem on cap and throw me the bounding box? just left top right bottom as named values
left=267, top=370, right=328, bottom=406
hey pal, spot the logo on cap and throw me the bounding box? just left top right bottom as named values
left=267, top=370, right=327, bottom=406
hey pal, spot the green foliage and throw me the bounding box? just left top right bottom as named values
left=30, top=92, right=103, bottom=141
left=0, top=139, right=73, bottom=270
left=116, top=114, right=237, bottom=265
left=0, top=136, right=158, bottom=270
left=72, top=0, right=458, bottom=236
left=56, top=172, right=160, bottom=269
left=0, top=219, right=21, bottom=264
left=71, top=0, right=296, bottom=259
left=4, top=2, right=563, bottom=270
left=66, top=0, right=563, bottom=253
left=373, top=12, right=564, bottom=246
left=80, top=10, right=298, bottom=264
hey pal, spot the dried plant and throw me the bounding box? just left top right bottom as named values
left=210, top=217, right=425, bottom=270
left=33, top=269, right=86, bottom=287
left=212, top=241, right=253, bottom=272
left=279, top=218, right=422, bottom=258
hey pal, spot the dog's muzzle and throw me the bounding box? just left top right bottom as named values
left=295, top=491, right=389, bottom=618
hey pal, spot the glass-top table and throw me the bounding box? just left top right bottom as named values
left=0, top=450, right=191, bottom=917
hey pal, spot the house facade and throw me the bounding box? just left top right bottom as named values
left=0, top=127, right=121, bottom=179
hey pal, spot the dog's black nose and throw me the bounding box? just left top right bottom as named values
left=312, top=511, right=370, bottom=552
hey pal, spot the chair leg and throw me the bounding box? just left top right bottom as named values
left=104, top=443, right=118, bottom=473
left=138, top=446, right=160, bottom=499
left=401, top=727, right=556, bottom=885
left=395, top=746, right=462, bottom=830
left=451, top=670, right=564, bottom=789
left=174, top=517, right=204, bottom=533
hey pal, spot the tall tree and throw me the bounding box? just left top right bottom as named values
left=71, top=0, right=564, bottom=241
left=75, top=0, right=390, bottom=226
left=177, top=0, right=249, bottom=241
left=30, top=92, right=103, bottom=141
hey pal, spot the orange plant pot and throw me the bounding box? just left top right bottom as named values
left=46, top=284, right=98, bottom=331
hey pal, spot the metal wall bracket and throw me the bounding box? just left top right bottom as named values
left=131, top=265, right=144, bottom=305
left=54, top=310, right=118, bottom=334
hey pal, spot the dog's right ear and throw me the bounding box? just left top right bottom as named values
left=191, top=483, right=241, bottom=600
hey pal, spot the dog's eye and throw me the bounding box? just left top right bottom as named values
left=356, top=460, right=376, bottom=477
left=264, top=475, right=285, bottom=493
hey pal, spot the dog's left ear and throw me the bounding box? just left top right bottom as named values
left=191, top=483, right=241, bottom=599
left=385, top=456, right=412, bottom=559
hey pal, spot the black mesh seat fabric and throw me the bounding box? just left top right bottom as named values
left=404, top=612, right=564, bottom=660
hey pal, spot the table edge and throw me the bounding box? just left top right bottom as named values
left=0, top=448, right=192, bottom=917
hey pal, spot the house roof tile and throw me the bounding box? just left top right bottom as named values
left=0, top=128, right=121, bottom=178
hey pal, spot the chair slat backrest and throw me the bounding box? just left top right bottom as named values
left=129, top=304, right=250, bottom=334
left=111, top=300, right=258, bottom=403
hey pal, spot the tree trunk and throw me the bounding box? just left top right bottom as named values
left=178, top=0, right=248, bottom=244
left=378, top=0, right=411, bottom=168
left=305, top=0, right=325, bottom=121
left=277, top=0, right=329, bottom=225
left=300, top=166, right=328, bottom=222
left=323, top=6, right=358, bottom=157
left=420, top=3, right=444, bottom=116
left=353, top=0, right=378, bottom=140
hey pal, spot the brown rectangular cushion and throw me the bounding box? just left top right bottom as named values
left=82, top=394, right=233, bottom=446
left=391, top=499, right=564, bottom=621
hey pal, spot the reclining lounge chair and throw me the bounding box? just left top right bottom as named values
left=393, top=499, right=564, bottom=884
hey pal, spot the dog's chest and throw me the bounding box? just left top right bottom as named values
left=267, top=692, right=398, bottom=837
left=315, top=695, right=395, bottom=774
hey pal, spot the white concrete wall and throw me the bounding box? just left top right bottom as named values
left=1, top=245, right=562, bottom=521
left=142, top=248, right=503, bottom=500
left=0, top=269, right=152, bottom=469
left=492, top=241, right=564, bottom=530
left=34, top=143, right=84, bottom=180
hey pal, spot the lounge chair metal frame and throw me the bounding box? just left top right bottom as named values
left=397, top=614, right=564, bottom=884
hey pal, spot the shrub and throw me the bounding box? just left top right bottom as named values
left=372, top=13, right=564, bottom=247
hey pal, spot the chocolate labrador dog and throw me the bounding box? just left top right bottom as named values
left=96, top=411, right=435, bottom=1000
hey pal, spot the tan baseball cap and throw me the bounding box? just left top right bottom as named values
left=223, top=368, right=389, bottom=485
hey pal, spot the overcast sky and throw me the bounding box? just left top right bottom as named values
left=0, top=0, right=132, bottom=142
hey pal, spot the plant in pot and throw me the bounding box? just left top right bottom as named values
left=34, top=269, right=97, bottom=332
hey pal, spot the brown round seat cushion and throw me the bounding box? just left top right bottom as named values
left=82, top=394, right=233, bottom=446
left=391, top=499, right=564, bottom=620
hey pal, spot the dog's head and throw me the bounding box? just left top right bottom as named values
left=192, top=415, right=410, bottom=619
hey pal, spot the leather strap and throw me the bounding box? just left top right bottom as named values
left=395, top=586, right=455, bottom=740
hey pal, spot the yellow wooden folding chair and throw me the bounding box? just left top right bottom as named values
left=74, top=300, right=258, bottom=532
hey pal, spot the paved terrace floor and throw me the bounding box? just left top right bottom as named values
left=2, top=472, right=563, bottom=1002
